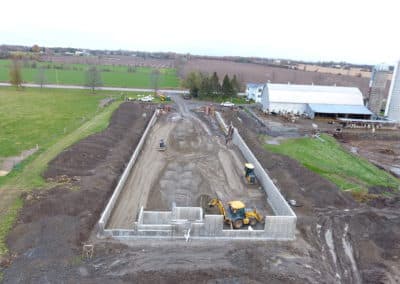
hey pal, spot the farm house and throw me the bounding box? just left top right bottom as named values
left=246, top=83, right=264, bottom=103
left=260, top=83, right=373, bottom=119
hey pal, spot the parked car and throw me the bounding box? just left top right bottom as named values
left=183, top=93, right=192, bottom=100
left=139, top=95, right=154, bottom=102
left=220, top=101, right=235, bottom=107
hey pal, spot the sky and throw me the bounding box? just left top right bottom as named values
left=1, top=0, right=399, bottom=65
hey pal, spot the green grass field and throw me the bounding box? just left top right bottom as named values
left=0, top=87, right=109, bottom=157
left=0, top=86, right=133, bottom=255
left=264, top=134, right=400, bottom=193
left=0, top=59, right=180, bottom=88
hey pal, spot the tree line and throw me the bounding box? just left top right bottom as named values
left=183, top=71, right=241, bottom=98
left=7, top=57, right=162, bottom=93
left=8, top=57, right=104, bottom=92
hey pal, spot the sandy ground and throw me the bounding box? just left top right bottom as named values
left=108, top=100, right=269, bottom=229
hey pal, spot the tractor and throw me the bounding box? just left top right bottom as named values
left=244, top=163, right=256, bottom=184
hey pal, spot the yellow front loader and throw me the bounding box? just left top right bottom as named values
left=208, top=198, right=263, bottom=229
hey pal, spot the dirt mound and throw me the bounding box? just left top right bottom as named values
left=44, top=103, right=153, bottom=178
left=3, top=102, right=154, bottom=283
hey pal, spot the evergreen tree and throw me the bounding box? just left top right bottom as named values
left=221, top=74, right=233, bottom=97
left=231, top=74, right=240, bottom=95
left=199, top=74, right=212, bottom=97
left=210, top=72, right=220, bottom=95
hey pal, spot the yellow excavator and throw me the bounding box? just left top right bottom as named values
left=208, top=198, right=263, bottom=229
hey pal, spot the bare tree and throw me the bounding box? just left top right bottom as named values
left=9, top=58, right=23, bottom=89
left=85, top=65, right=102, bottom=93
left=150, top=69, right=161, bottom=94
left=36, top=67, right=47, bottom=88
left=173, top=56, right=186, bottom=78
left=31, top=44, right=41, bottom=53
left=270, top=71, right=276, bottom=83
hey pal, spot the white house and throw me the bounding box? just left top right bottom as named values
left=246, top=83, right=264, bottom=103
left=260, top=83, right=372, bottom=119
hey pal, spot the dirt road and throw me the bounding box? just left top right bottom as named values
left=107, top=96, right=269, bottom=229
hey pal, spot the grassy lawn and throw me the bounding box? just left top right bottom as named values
left=0, top=86, right=129, bottom=255
left=0, top=87, right=111, bottom=157
left=0, top=59, right=180, bottom=88
left=264, top=134, right=400, bottom=193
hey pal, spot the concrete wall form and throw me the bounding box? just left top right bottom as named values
left=98, top=110, right=159, bottom=233
left=230, top=129, right=295, bottom=217
left=98, top=110, right=296, bottom=241
left=108, top=207, right=296, bottom=241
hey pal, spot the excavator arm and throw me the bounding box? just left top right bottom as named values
left=208, top=198, right=228, bottom=220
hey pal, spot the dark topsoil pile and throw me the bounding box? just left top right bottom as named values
left=2, top=102, right=155, bottom=283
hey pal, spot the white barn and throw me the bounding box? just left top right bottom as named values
left=261, top=83, right=372, bottom=119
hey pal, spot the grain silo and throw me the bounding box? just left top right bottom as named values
left=385, top=60, right=400, bottom=121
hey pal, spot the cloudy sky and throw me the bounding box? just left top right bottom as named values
left=1, top=0, right=399, bottom=64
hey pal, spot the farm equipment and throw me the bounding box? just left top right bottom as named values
left=160, top=94, right=171, bottom=101
left=244, top=163, right=256, bottom=184
left=208, top=198, right=263, bottom=229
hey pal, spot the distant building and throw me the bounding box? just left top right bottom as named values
left=260, top=83, right=372, bottom=119
left=385, top=60, right=400, bottom=121
left=368, top=64, right=389, bottom=115
left=246, top=83, right=264, bottom=103
left=75, top=50, right=90, bottom=56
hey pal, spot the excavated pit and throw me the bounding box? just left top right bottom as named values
left=106, top=112, right=272, bottom=231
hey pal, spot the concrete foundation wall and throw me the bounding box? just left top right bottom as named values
left=172, top=207, right=203, bottom=221
left=215, top=111, right=229, bottom=135
left=231, top=130, right=295, bottom=217
left=98, top=111, right=296, bottom=241
left=216, top=111, right=297, bottom=239
left=98, top=110, right=159, bottom=232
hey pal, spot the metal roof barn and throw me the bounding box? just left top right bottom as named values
left=260, top=83, right=369, bottom=119
left=264, top=84, right=364, bottom=105
left=307, top=104, right=373, bottom=119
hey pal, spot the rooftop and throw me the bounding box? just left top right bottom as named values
left=266, top=83, right=364, bottom=105
left=308, top=104, right=373, bottom=115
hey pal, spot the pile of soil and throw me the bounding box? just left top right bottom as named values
left=2, top=102, right=155, bottom=283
